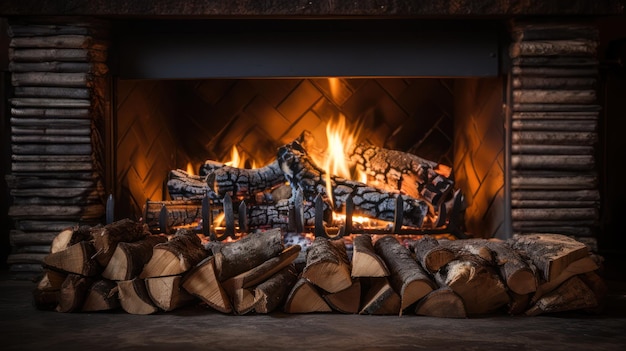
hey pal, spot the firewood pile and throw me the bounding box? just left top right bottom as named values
left=33, top=219, right=607, bottom=317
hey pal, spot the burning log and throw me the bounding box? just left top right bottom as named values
left=117, top=278, right=158, bottom=315
left=145, top=275, right=196, bottom=312
left=350, top=234, right=389, bottom=278
left=139, top=229, right=207, bottom=279
left=278, top=139, right=429, bottom=227
left=349, top=142, right=453, bottom=208
left=301, top=237, right=352, bottom=293
left=181, top=256, right=232, bottom=314
left=142, top=200, right=203, bottom=233
left=414, top=287, right=467, bottom=318
left=167, top=169, right=213, bottom=201
left=253, top=265, right=299, bottom=314
left=410, top=235, right=455, bottom=273
left=101, top=235, right=168, bottom=281
left=359, top=277, right=401, bottom=315
left=283, top=278, right=332, bottom=313
left=206, top=160, right=286, bottom=198
left=374, top=235, right=435, bottom=313
left=82, top=279, right=120, bottom=312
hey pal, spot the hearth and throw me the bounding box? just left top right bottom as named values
left=1, top=0, right=625, bottom=320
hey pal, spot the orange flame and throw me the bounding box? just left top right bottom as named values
left=185, top=162, right=196, bottom=176
left=224, top=146, right=257, bottom=169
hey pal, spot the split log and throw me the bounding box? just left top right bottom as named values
left=33, top=269, right=67, bottom=310
left=374, top=235, right=435, bottom=313
left=117, top=279, right=159, bottom=315
left=56, top=274, right=93, bottom=313
left=213, top=228, right=284, bottom=282
left=145, top=275, right=196, bottom=312
left=283, top=277, right=332, bottom=313
left=349, top=142, right=453, bottom=205
left=140, top=229, right=207, bottom=278
left=50, top=225, right=95, bottom=253
left=278, top=139, right=428, bottom=227
left=206, top=160, right=286, bottom=198
left=410, top=235, right=455, bottom=273
left=439, top=238, right=537, bottom=295
left=82, top=279, right=120, bottom=312
left=101, top=235, right=168, bottom=281
left=92, top=218, right=148, bottom=267
left=302, top=237, right=352, bottom=293
left=531, top=256, right=598, bottom=304
left=231, top=288, right=256, bottom=315
left=359, top=277, right=401, bottom=315
left=414, top=287, right=467, bottom=318
left=253, top=265, right=299, bottom=314
left=43, top=240, right=100, bottom=276
left=507, top=233, right=590, bottom=282
left=524, top=276, right=598, bottom=316
left=435, top=258, right=509, bottom=315
left=221, top=245, right=301, bottom=294
left=578, top=271, right=608, bottom=314
left=350, top=234, right=389, bottom=277
left=507, top=292, right=532, bottom=316
left=181, top=256, right=232, bottom=314
left=323, top=279, right=361, bottom=314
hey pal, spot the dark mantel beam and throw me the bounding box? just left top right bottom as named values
left=0, top=0, right=624, bottom=17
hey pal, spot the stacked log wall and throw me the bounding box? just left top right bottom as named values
left=509, top=22, right=601, bottom=246
left=5, top=18, right=109, bottom=272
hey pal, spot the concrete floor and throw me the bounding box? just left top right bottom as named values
left=1, top=271, right=626, bottom=351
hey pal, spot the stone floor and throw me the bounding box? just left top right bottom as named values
left=2, top=269, right=626, bottom=351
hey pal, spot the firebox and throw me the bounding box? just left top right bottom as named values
left=1, top=1, right=625, bottom=277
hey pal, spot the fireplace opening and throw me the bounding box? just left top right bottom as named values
left=110, top=19, right=506, bottom=240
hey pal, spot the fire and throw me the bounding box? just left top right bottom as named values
left=224, top=146, right=257, bottom=169
left=185, top=162, right=196, bottom=176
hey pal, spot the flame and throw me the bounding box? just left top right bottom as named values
left=213, top=212, right=225, bottom=228
left=224, top=146, right=257, bottom=169
left=328, top=77, right=341, bottom=101
left=185, top=162, right=196, bottom=176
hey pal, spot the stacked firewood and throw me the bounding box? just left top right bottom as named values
left=33, top=219, right=606, bottom=317
left=5, top=20, right=109, bottom=272
left=509, top=22, right=601, bottom=239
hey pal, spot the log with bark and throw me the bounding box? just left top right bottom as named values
left=117, top=278, right=159, bottom=315
left=213, top=228, right=285, bottom=282
left=50, top=225, right=96, bottom=253
left=205, top=160, right=286, bottom=198
left=101, top=235, right=168, bottom=281
left=145, top=275, right=196, bottom=312
left=56, top=274, right=93, bottom=313
left=410, top=235, right=455, bottom=273
left=350, top=234, right=389, bottom=278
left=507, top=233, right=590, bottom=282
left=283, top=277, right=332, bottom=313
left=181, top=256, right=232, bottom=314
left=82, top=279, right=120, bottom=312
left=301, top=237, right=352, bottom=293
left=524, top=275, right=599, bottom=316
left=92, top=218, right=149, bottom=267
left=374, top=235, right=435, bottom=314
left=414, top=287, right=467, bottom=318
left=278, top=139, right=429, bottom=227
left=349, top=142, right=453, bottom=208
left=142, top=200, right=203, bottom=233
left=140, top=229, right=207, bottom=279
left=43, top=240, right=100, bottom=277
left=530, top=255, right=599, bottom=304
left=253, top=265, right=299, bottom=314
left=359, top=277, right=401, bottom=315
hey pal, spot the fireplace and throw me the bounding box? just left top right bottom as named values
left=1, top=0, right=626, bottom=318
